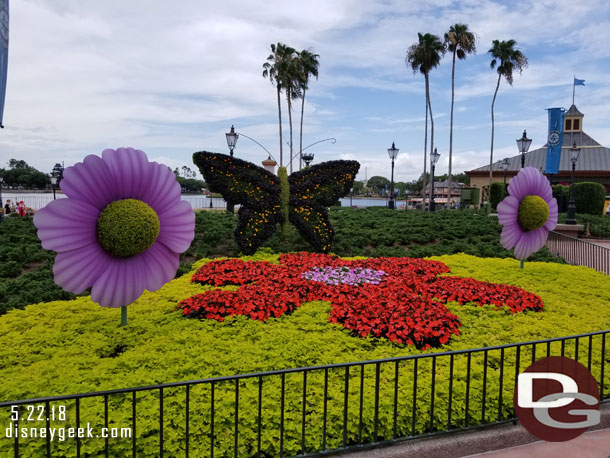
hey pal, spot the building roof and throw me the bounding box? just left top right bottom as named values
left=467, top=105, right=610, bottom=175
left=424, top=180, right=466, bottom=189
left=565, top=104, right=584, bottom=116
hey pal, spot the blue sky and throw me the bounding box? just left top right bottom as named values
left=1, top=0, right=609, bottom=183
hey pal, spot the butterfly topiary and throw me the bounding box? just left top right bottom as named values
left=193, top=151, right=360, bottom=254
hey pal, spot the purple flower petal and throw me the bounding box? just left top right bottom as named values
left=33, top=198, right=100, bottom=252
left=514, top=227, right=547, bottom=260
left=91, top=256, right=148, bottom=308
left=497, top=196, right=519, bottom=226
left=141, top=161, right=182, bottom=214
left=101, top=147, right=152, bottom=200
left=500, top=222, right=522, bottom=250
left=53, top=243, right=111, bottom=294
left=544, top=198, right=559, bottom=230
left=60, top=155, right=118, bottom=209
left=139, top=241, right=180, bottom=292
left=157, top=200, right=196, bottom=253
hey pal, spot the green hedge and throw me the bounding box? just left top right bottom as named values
left=1, top=254, right=609, bottom=457
left=574, top=182, right=605, bottom=215
left=490, top=182, right=506, bottom=210
left=552, top=185, right=570, bottom=213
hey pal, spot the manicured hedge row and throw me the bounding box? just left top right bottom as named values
left=1, top=253, right=608, bottom=457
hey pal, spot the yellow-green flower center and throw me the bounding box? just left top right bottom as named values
left=97, top=199, right=160, bottom=257
left=517, top=195, right=549, bottom=231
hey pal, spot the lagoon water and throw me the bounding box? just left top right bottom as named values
left=2, top=192, right=395, bottom=211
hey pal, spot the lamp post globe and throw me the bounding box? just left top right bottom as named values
left=387, top=142, right=399, bottom=210
left=224, top=125, right=239, bottom=214
left=502, top=157, right=510, bottom=188
left=225, top=125, right=239, bottom=157
left=566, top=142, right=581, bottom=225
left=430, top=148, right=440, bottom=212
left=50, top=174, right=58, bottom=200
left=302, top=153, right=314, bottom=167
left=516, top=130, right=532, bottom=169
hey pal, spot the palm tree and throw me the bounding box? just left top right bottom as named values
left=296, top=49, right=320, bottom=170
left=488, top=39, right=528, bottom=193
left=406, top=33, right=446, bottom=211
left=263, top=43, right=293, bottom=167
left=444, top=24, right=476, bottom=208
left=279, top=49, right=301, bottom=174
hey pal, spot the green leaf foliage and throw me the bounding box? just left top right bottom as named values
left=573, top=182, right=606, bottom=215
left=1, top=253, right=609, bottom=457
left=489, top=182, right=506, bottom=209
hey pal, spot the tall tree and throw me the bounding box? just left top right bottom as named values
left=488, top=39, right=527, bottom=193
left=444, top=24, right=476, bottom=208
left=406, top=33, right=446, bottom=211
left=263, top=43, right=292, bottom=167
left=279, top=49, right=301, bottom=174
left=296, top=49, right=320, bottom=170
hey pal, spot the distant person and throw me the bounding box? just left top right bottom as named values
left=606, top=202, right=610, bottom=216
left=4, top=199, right=11, bottom=215
left=16, top=201, right=26, bottom=217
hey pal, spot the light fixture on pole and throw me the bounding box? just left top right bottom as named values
left=566, top=142, right=581, bottom=225
left=502, top=157, right=510, bottom=187
left=387, top=142, right=399, bottom=210
left=224, top=125, right=239, bottom=214
left=516, top=130, right=532, bottom=168
left=50, top=173, right=58, bottom=200
left=302, top=153, right=314, bottom=167
left=226, top=125, right=239, bottom=157
left=350, top=187, right=353, bottom=207
left=430, top=148, right=441, bottom=212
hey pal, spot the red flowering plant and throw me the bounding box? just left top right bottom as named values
left=177, top=253, right=543, bottom=348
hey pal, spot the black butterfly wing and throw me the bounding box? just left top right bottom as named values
left=193, top=151, right=283, bottom=254
left=288, top=160, right=360, bottom=252
left=193, top=151, right=280, bottom=209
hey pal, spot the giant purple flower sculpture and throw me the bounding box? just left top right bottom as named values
left=34, top=148, right=195, bottom=321
left=497, top=167, right=558, bottom=260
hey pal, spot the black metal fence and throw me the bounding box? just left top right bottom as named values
left=1, top=330, right=609, bottom=458
left=546, top=231, right=610, bottom=275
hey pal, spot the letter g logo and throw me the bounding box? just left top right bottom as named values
left=513, top=356, right=600, bottom=442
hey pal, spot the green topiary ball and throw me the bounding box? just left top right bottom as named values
left=517, top=195, right=549, bottom=231
left=97, top=199, right=160, bottom=257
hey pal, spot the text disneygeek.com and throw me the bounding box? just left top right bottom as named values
left=4, top=424, right=132, bottom=441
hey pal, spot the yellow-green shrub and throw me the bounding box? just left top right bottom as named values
left=1, top=254, right=609, bottom=456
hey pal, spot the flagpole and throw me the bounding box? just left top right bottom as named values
left=572, top=76, right=575, bottom=106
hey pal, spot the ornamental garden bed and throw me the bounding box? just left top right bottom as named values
left=1, top=253, right=608, bottom=457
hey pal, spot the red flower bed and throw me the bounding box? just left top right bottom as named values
left=177, top=253, right=543, bottom=348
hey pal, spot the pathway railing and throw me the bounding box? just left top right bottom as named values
left=546, top=230, right=610, bottom=275
left=1, top=330, right=608, bottom=457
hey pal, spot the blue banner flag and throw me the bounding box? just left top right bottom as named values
left=574, top=78, right=585, bottom=86
left=0, top=0, right=8, bottom=128
left=545, top=107, right=565, bottom=175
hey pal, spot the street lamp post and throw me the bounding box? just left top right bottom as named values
left=566, top=142, right=581, bottom=225
left=387, top=142, right=399, bottom=210
left=50, top=174, right=58, bottom=200
left=350, top=188, right=353, bottom=207
left=224, top=125, right=239, bottom=213
left=430, top=148, right=440, bottom=212
left=226, top=125, right=239, bottom=157
left=516, top=130, right=532, bottom=168
left=502, top=157, right=510, bottom=196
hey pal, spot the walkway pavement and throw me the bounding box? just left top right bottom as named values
left=583, top=238, right=610, bottom=249
left=467, top=428, right=610, bottom=458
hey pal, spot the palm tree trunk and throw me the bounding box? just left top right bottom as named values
left=448, top=50, right=456, bottom=209
left=422, top=76, right=428, bottom=213
left=286, top=88, right=294, bottom=174
left=427, top=75, right=435, bottom=211
left=277, top=86, right=283, bottom=167
left=489, top=73, right=501, bottom=199
left=299, top=89, right=306, bottom=170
